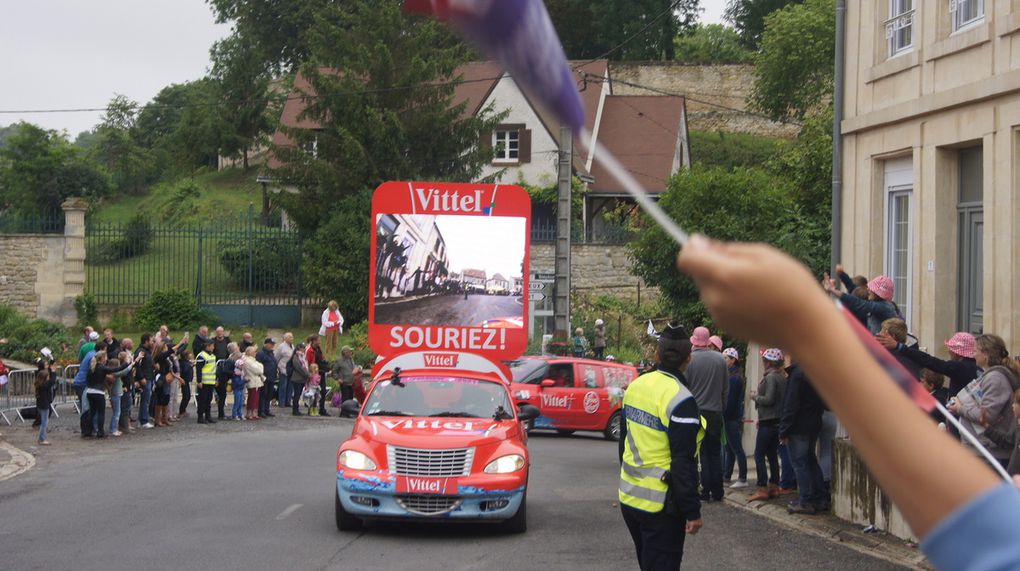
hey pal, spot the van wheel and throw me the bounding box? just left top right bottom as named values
left=335, top=488, right=363, bottom=532
left=503, top=492, right=527, bottom=533
left=556, top=429, right=575, bottom=436
left=604, top=411, right=622, bottom=441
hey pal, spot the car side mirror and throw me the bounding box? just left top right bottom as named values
left=517, top=405, right=540, bottom=421
left=540, top=379, right=555, bottom=388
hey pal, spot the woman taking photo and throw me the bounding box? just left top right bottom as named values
left=948, top=334, right=1020, bottom=468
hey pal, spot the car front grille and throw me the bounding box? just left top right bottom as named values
left=388, top=446, right=474, bottom=477
left=396, top=495, right=463, bottom=515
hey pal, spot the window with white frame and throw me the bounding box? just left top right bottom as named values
left=951, top=0, right=984, bottom=32
left=886, top=188, right=913, bottom=325
left=886, top=0, right=915, bottom=57
left=492, top=129, right=520, bottom=162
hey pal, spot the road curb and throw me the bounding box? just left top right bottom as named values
left=0, top=440, right=36, bottom=482
left=723, top=491, right=930, bottom=570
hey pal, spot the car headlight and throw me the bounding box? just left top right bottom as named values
left=338, top=450, right=377, bottom=471
left=484, top=454, right=526, bottom=474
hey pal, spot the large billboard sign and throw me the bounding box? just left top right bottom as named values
left=369, top=181, right=531, bottom=362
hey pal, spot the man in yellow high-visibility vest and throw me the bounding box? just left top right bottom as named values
left=619, top=322, right=704, bottom=570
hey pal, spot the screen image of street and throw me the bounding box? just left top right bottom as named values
left=374, top=214, right=525, bottom=327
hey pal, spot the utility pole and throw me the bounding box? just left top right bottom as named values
left=554, top=125, right=572, bottom=333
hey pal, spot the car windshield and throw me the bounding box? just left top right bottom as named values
left=507, top=359, right=548, bottom=384
left=364, top=376, right=513, bottom=419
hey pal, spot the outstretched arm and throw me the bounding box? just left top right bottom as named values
left=677, top=235, right=1001, bottom=539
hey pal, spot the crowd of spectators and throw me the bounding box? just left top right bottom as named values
left=31, top=325, right=369, bottom=444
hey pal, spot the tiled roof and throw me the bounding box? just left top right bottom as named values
left=589, top=95, right=686, bottom=194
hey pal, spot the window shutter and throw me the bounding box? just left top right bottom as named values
left=519, top=129, right=532, bottom=163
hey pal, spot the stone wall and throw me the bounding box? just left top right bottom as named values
left=529, top=244, right=657, bottom=303
left=0, top=200, right=87, bottom=326
left=611, top=63, right=799, bottom=138
left=832, top=438, right=917, bottom=542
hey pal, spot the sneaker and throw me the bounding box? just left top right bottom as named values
left=729, top=480, right=749, bottom=489
left=39, top=440, right=51, bottom=446
left=111, top=431, right=123, bottom=437
left=777, top=487, right=798, bottom=496
left=141, top=422, right=155, bottom=429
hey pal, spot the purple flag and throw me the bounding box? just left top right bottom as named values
left=405, top=0, right=586, bottom=131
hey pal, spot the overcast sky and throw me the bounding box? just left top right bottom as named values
left=0, top=0, right=229, bottom=137
left=0, top=0, right=726, bottom=138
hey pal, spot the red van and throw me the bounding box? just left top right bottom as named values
left=508, top=357, right=637, bottom=441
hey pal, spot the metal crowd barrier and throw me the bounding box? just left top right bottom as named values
left=0, top=368, right=61, bottom=426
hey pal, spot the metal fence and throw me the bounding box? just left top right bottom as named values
left=529, top=219, right=635, bottom=245
left=86, top=206, right=306, bottom=325
left=0, top=209, right=63, bottom=234
left=0, top=366, right=78, bottom=426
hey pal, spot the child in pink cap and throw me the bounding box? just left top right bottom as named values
left=822, top=270, right=898, bottom=335
left=877, top=331, right=979, bottom=398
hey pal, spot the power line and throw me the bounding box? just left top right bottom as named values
left=572, top=0, right=686, bottom=70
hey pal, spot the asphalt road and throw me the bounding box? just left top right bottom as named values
left=375, top=293, right=522, bottom=327
left=0, top=422, right=907, bottom=571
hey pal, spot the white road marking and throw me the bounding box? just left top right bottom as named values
left=275, top=503, right=303, bottom=520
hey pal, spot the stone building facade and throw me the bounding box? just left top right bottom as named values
left=841, top=0, right=1017, bottom=349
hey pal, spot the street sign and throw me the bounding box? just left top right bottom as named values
left=531, top=292, right=547, bottom=302
left=529, top=282, right=546, bottom=291
left=533, top=273, right=555, bottom=281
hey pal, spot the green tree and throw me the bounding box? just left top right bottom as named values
left=673, top=24, right=754, bottom=64
left=206, top=0, right=321, bottom=74
left=303, top=189, right=373, bottom=323
left=628, top=165, right=802, bottom=325
left=91, top=95, right=157, bottom=194
left=0, top=124, right=17, bottom=149
left=749, top=0, right=835, bottom=120
left=547, top=0, right=701, bottom=60
left=688, top=130, right=782, bottom=169
left=133, top=79, right=228, bottom=172
left=725, top=0, right=804, bottom=48
left=272, top=0, right=504, bottom=232
left=210, top=35, right=275, bottom=170
left=0, top=122, right=111, bottom=211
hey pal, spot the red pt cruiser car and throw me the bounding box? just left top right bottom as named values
left=508, top=356, right=637, bottom=441
left=336, top=369, right=539, bottom=533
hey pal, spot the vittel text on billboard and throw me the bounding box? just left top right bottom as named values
left=369, top=181, right=531, bottom=363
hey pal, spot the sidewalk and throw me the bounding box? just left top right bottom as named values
left=722, top=476, right=930, bottom=570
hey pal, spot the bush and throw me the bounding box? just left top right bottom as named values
left=303, top=189, right=373, bottom=323
left=134, top=289, right=215, bottom=331
left=219, top=235, right=301, bottom=291
left=88, top=214, right=154, bottom=265
left=0, top=304, right=76, bottom=365
left=689, top=131, right=783, bottom=170
left=345, top=321, right=377, bottom=369
left=74, top=294, right=97, bottom=328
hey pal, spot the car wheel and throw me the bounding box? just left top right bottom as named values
left=604, top=411, right=622, bottom=441
left=556, top=429, right=575, bottom=436
left=502, top=491, right=527, bottom=534
left=335, top=487, right=363, bottom=532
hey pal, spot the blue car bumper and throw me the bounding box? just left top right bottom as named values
left=337, top=471, right=525, bottom=521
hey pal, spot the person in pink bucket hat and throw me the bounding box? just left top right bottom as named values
left=685, top=325, right=729, bottom=501
left=877, top=331, right=979, bottom=398
left=823, top=271, right=899, bottom=335
left=709, top=335, right=724, bottom=352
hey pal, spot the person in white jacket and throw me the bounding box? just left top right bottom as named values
left=320, top=300, right=344, bottom=354
left=242, top=347, right=265, bottom=420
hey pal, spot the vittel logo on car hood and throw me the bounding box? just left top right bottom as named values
left=376, top=419, right=483, bottom=431
left=422, top=353, right=460, bottom=367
